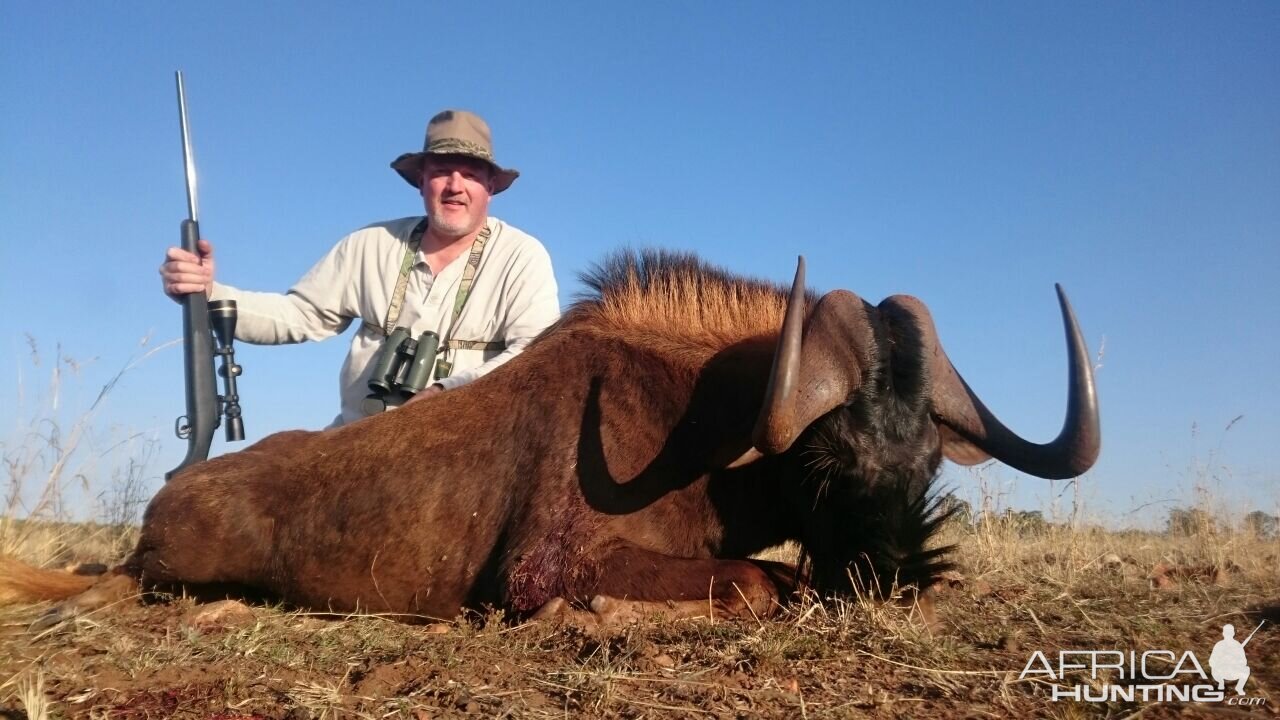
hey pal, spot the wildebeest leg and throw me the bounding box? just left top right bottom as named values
left=532, top=594, right=762, bottom=629
left=32, top=567, right=141, bottom=630
left=533, top=545, right=795, bottom=626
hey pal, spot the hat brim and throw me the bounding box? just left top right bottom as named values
left=390, top=152, right=519, bottom=194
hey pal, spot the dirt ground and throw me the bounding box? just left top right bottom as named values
left=2, top=533, right=1277, bottom=719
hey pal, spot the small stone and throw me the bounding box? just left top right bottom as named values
left=183, top=599, right=256, bottom=632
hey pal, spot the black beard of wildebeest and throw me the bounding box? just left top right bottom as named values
left=0, top=249, right=1100, bottom=628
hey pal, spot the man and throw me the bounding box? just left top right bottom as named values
left=160, top=110, right=560, bottom=426
left=1209, top=623, right=1251, bottom=696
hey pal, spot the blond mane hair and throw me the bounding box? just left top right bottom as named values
left=563, top=251, right=799, bottom=365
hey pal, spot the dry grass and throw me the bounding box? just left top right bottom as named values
left=1, top=340, right=1276, bottom=717
left=2, top=516, right=1274, bottom=719
left=3, top=337, right=166, bottom=565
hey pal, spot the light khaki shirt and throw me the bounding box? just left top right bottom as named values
left=210, top=216, right=560, bottom=426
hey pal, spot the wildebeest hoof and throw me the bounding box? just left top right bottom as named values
left=532, top=595, right=706, bottom=630
left=539, top=597, right=597, bottom=628
left=530, top=596, right=606, bottom=632
left=531, top=596, right=570, bottom=621
left=24, top=572, right=140, bottom=633
left=588, top=595, right=680, bottom=625
left=588, top=595, right=613, bottom=615
left=29, top=605, right=78, bottom=632
left=586, top=595, right=657, bottom=625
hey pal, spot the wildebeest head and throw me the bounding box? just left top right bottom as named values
left=749, top=259, right=1100, bottom=598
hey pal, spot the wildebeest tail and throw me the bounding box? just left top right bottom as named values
left=0, top=555, right=98, bottom=603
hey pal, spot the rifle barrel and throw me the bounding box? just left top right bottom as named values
left=1242, top=620, right=1265, bottom=647
left=175, top=71, right=199, bottom=223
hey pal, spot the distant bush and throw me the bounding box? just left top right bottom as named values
left=1242, top=510, right=1278, bottom=539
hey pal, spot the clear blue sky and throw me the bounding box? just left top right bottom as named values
left=2, top=3, right=1276, bottom=526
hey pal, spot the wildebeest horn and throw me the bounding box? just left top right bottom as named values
left=883, top=286, right=1100, bottom=479
left=752, top=258, right=877, bottom=455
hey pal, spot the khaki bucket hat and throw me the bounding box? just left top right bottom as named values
left=390, top=110, right=519, bottom=194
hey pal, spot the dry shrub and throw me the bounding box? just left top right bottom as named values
left=2, top=336, right=171, bottom=567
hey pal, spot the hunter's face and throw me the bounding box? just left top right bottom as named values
left=421, top=155, right=493, bottom=241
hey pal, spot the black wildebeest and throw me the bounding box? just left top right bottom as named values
left=0, top=251, right=1099, bottom=625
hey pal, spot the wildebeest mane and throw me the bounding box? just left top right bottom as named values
left=569, top=250, right=808, bottom=348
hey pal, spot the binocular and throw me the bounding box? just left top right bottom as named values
left=362, top=327, right=443, bottom=415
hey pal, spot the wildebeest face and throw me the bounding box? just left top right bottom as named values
left=753, top=258, right=1098, bottom=598
left=785, top=347, right=954, bottom=598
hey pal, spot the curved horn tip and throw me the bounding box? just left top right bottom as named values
left=929, top=281, right=1101, bottom=481
left=752, top=254, right=808, bottom=456
left=1054, top=284, right=1083, bottom=324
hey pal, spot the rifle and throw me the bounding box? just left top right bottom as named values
left=166, top=71, right=245, bottom=480
left=1241, top=620, right=1265, bottom=647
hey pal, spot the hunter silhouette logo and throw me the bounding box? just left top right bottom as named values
left=1209, top=622, right=1259, bottom=696
left=1020, top=620, right=1267, bottom=704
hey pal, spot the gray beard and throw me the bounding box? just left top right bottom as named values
left=428, top=214, right=472, bottom=239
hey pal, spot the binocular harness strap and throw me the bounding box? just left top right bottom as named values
left=374, top=219, right=503, bottom=356
left=445, top=339, right=505, bottom=351
left=381, top=218, right=430, bottom=335
left=449, top=224, right=491, bottom=329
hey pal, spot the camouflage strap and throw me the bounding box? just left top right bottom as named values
left=434, top=335, right=505, bottom=380
left=381, top=218, right=430, bottom=335
left=445, top=338, right=505, bottom=351
left=434, top=224, right=505, bottom=373
left=449, top=224, right=490, bottom=329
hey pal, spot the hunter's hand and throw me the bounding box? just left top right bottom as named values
left=405, top=385, right=444, bottom=405
left=160, top=239, right=216, bottom=301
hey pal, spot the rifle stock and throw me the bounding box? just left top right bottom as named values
left=167, top=218, right=220, bottom=480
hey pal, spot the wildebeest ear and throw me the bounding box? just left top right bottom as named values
left=938, top=425, right=991, bottom=466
